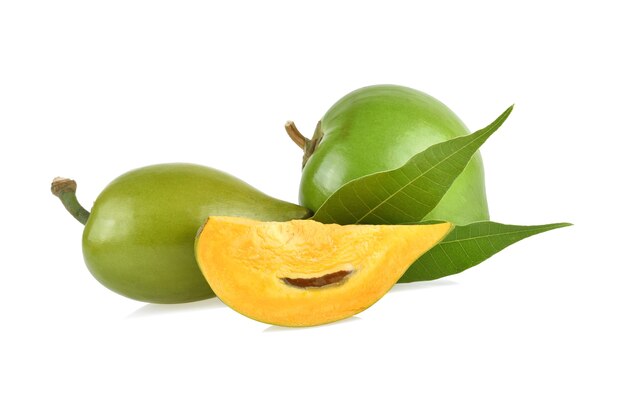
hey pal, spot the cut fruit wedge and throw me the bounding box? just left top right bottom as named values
left=195, top=216, right=453, bottom=327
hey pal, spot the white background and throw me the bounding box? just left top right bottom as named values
left=1, top=1, right=624, bottom=416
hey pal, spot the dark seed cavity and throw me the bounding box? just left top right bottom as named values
left=281, top=270, right=353, bottom=289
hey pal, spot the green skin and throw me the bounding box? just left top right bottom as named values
left=53, top=163, right=310, bottom=304
left=296, top=85, right=489, bottom=225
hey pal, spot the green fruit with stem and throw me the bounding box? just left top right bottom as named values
left=52, top=163, right=311, bottom=303
left=287, top=85, right=489, bottom=225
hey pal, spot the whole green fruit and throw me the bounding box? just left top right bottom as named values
left=52, top=163, right=311, bottom=303
left=289, top=85, right=489, bottom=225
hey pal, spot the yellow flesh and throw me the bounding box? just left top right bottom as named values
left=195, top=217, right=452, bottom=327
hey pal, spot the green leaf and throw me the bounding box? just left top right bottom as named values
left=398, top=221, right=572, bottom=283
left=312, top=105, right=514, bottom=225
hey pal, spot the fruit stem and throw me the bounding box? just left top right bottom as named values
left=302, top=120, right=323, bottom=168
left=284, top=121, right=309, bottom=150
left=51, top=177, right=90, bottom=225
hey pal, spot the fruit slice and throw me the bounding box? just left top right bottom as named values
left=195, top=216, right=453, bottom=327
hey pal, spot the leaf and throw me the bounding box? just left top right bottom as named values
left=398, top=221, right=572, bottom=283
left=312, top=105, right=514, bottom=225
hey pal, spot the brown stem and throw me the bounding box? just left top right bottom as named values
left=51, top=177, right=90, bottom=225
left=284, top=121, right=309, bottom=150
left=302, top=120, right=324, bottom=168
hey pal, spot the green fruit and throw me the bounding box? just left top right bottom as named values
left=51, top=163, right=311, bottom=303
left=288, top=85, right=489, bottom=225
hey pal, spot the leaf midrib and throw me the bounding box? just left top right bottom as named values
left=439, top=223, right=570, bottom=245
left=353, top=125, right=496, bottom=224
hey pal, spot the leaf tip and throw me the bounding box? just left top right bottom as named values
left=541, top=222, right=573, bottom=232
left=503, top=104, right=514, bottom=118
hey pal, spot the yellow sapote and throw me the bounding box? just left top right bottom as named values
left=195, top=217, right=453, bottom=327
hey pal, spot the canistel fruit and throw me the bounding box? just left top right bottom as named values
left=51, top=163, right=311, bottom=303
left=287, top=84, right=490, bottom=225
left=195, top=216, right=453, bottom=326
